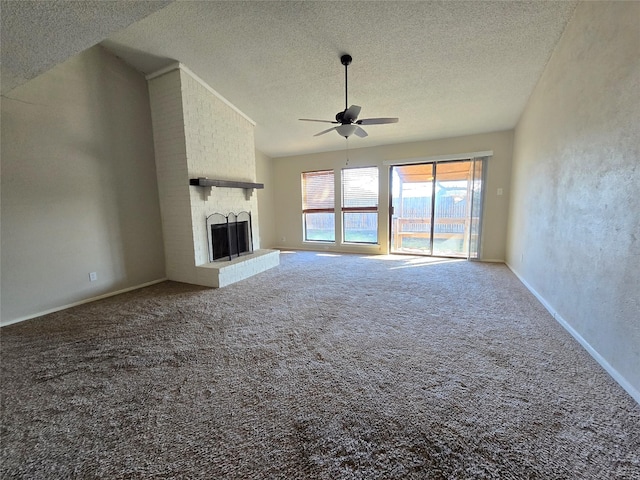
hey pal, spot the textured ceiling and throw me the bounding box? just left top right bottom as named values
left=0, top=0, right=171, bottom=94
left=2, top=1, right=578, bottom=158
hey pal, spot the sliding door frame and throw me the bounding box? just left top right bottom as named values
left=385, top=151, right=491, bottom=260
left=467, top=156, right=487, bottom=260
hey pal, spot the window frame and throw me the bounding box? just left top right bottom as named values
left=301, top=169, right=336, bottom=243
left=341, top=166, right=380, bottom=244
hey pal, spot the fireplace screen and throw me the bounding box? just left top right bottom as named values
left=206, top=212, right=253, bottom=262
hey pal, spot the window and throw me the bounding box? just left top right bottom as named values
left=302, top=170, right=335, bottom=242
left=342, top=167, right=379, bottom=244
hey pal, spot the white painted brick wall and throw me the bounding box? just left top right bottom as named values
left=179, top=69, right=260, bottom=266
left=148, top=70, right=195, bottom=283
left=147, top=65, right=263, bottom=285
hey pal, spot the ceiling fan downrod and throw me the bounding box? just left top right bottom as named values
left=341, top=54, right=352, bottom=113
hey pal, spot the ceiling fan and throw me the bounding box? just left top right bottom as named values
left=300, top=54, right=399, bottom=138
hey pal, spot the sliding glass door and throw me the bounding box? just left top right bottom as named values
left=390, top=158, right=484, bottom=259
left=432, top=161, right=472, bottom=256
left=390, top=164, right=434, bottom=255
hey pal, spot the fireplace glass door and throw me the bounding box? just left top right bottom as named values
left=207, top=212, right=253, bottom=262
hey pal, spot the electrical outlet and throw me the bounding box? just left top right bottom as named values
left=497, top=188, right=503, bottom=196
left=89, top=272, right=98, bottom=282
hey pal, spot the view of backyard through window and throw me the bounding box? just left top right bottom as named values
left=342, top=167, right=379, bottom=244
left=302, top=170, right=335, bottom=242
left=302, top=167, right=379, bottom=243
left=302, top=160, right=483, bottom=257
left=304, top=212, right=335, bottom=242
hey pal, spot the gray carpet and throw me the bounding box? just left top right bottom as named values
left=1, top=251, right=639, bottom=479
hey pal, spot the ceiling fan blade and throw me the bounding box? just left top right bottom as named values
left=356, top=117, right=399, bottom=125
left=354, top=126, right=368, bottom=138
left=343, top=105, right=361, bottom=123
left=314, top=126, right=338, bottom=137
left=300, top=118, right=339, bottom=124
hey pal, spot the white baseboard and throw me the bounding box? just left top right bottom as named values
left=506, top=262, right=640, bottom=405
left=0, top=278, right=168, bottom=328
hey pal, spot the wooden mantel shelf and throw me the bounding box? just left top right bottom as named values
left=189, top=177, right=264, bottom=190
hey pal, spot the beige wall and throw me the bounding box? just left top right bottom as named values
left=507, top=2, right=640, bottom=400
left=1, top=46, right=166, bottom=325
left=271, top=130, right=513, bottom=260
left=256, top=149, right=277, bottom=249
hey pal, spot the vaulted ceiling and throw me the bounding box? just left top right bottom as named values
left=1, top=1, right=577, bottom=158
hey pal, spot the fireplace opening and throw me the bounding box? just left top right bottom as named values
left=207, top=212, right=253, bottom=262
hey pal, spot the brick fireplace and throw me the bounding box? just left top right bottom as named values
left=146, top=63, right=278, bottom=287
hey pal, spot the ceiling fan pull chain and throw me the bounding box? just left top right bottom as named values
left=346, top=137, right=350, bottom=165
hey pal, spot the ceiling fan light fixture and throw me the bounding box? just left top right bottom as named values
left=336, top=124, right=357, bottom=138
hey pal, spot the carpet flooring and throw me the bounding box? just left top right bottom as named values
left=1, top=251, right=639, bottom=479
